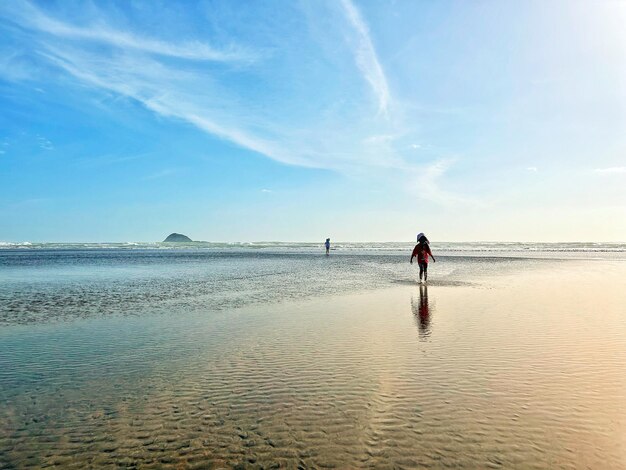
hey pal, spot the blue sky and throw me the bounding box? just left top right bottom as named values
left=1, top=0, right=625, bottom=242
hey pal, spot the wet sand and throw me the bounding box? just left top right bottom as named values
left=1, top=259, right=626, bottom=468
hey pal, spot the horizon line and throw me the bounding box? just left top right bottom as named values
left=1, top=240, right=625, bottom=244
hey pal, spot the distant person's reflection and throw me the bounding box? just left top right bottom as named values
left=411, top=284, right=432, bottom=339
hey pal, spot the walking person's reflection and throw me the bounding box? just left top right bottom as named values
left=411, top=284, right=432, bottom=339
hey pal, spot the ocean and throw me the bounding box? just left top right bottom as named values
left=2, top=242, right=624, bottom=326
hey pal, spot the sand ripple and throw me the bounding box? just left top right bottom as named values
left=1, top=261, right=626, bottom=468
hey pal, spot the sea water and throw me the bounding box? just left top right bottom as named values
left=1, top=244, right=625, bottom=468
left=2, top=242, right=624, bottom=325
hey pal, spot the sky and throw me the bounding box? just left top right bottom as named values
left=1, top=0, right=625, bottom=242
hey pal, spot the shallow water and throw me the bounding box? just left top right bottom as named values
left=0, top=249, right=541, bottom=325
left=1, top=251, right=626, bottom=468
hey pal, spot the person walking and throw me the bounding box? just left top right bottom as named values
left=325, top=238, right=331, bottom=255
left=410, top=233, right=436, bottom=283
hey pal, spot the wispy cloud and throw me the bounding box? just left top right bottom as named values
left=74, top=153, right=148, bottom=168
left=38, top=44, right=338, bottom=170
left=339, top=0, right=390, bottom=116
left=3, top=1, right=398, bottom=172
left=260, top=188, right=273, bottom=193
left=363, top=134, right=395, bottom=145
left=526, top=166, right=538, bottom=172
left=407, top=159, right=478, bottom=207
left=1, top=1, right=472, bottom=207
left=594, top=167, right=626, bottom=174
left=2, top=1, right=253, bottom=62
left=0, top=49, right=41, bottom=82
left=37, top=135, right=53, bottom=150
left=35, top=47, right=292, bottom=162
left=142, top=168, right=181, bottom=181
left=175, top=110, right=311, bottom=167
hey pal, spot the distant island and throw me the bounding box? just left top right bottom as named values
left=163, top=233, right=193, bottom=242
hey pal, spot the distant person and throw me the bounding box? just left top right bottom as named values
left=410, top=233, right=436, bottom=283
left=325, top=238, right=331, bottom=255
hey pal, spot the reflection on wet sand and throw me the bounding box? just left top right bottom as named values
left=411, top=284, right=432, bottom=339
left=3, top=261, right=626, bottom=468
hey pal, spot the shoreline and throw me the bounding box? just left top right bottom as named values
left=2, top=255, right=626, bottom=328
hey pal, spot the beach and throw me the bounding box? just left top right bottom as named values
left=3, top=0, right=625, bottom=467
left=1, top=245, right=625, bottom=468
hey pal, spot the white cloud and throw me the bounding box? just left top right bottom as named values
left=339, top=0, right=390, bottom=117
left=363, top=134, right=395, bottom=145
left=261, top=189, right=273, bottom=193
left=526, top=166, right=538, bottom=172
left=406, top=158, right=480, bottom=207
left=2, top=1, right=253, bottom=62
left=142, top=168, right=180, bottom=181
left=1, top=1, right=473, bottom=207
left=594, top=167, right=626, bottom=174
left=42, top=42, right=472, bottom=203
left=37, top=136, right=53, bottom=150
left=75, top=153, right=148, bottom=168
left=39, top=46, right=321, bottom=168
left=4, top=1, right=398, bottom=172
